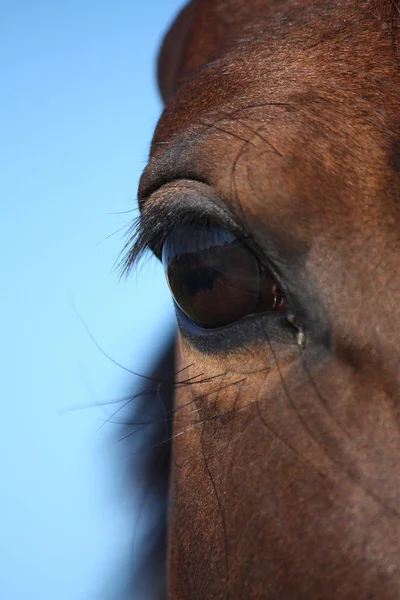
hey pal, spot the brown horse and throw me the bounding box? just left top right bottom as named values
left=124, top=0, right=400, bottom=597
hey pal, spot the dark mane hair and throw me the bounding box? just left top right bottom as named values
left=111, top=335, right=175, bottom=600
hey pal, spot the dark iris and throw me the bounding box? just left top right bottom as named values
left=162, top=224, right=286, bottom=329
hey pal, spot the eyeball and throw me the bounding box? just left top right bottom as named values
left=162, top=224, right=286, bottom=329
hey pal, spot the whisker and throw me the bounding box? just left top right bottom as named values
left=70, top=301, right=221, bottom=388
left=59, top=388, right=156, bottom=414
left=118, top=376, right=247, bottom=443
left=94, top=222, right=134, bottom=246
left=128, top=396, right=255, bottom=457
left=70, top=302, right=170, bottom=382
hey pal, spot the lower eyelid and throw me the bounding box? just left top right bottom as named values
left=174, top=302, right=296, bottom=355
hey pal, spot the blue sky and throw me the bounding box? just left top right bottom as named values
left=1, top=1, right=184, bottom=597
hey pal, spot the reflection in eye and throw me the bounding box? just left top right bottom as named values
left=162, top=224, right=286, bottom=329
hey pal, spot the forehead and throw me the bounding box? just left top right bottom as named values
left=151, top=5, right=399, bottom=158
left=145, top=44, right=396, bottom=211
left=163, top=0, right=398, bottom=98
left=140, top=0, right=400, bottom=252
left=154, top=0, right=399, bottom=131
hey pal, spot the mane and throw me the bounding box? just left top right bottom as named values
left=106, top=335, right=175, bottom=600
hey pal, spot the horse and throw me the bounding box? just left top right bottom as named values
left=123, top=0, right=400, bottom=597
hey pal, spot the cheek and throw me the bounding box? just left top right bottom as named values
left=396, top=363, right=400, bottom=385
left=174, top=331, right=268, bottom=415
left=174, top=330, right=301, bottom=420
left=170, top=354, right=400, bottom=598
left=176, top=328, right=296, bottom=375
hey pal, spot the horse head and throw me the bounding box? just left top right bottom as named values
left=127, top=1, right=400, bottom=596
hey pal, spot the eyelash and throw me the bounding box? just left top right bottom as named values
left=119, top=196, right=279, bottom=283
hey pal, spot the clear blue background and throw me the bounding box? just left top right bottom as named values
left=1, top=1, right=185, bottom=598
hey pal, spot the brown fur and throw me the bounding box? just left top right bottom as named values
left=139, top=1, right=400, bottom=597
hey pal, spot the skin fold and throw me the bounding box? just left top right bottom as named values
left=138, top=1, right=400, bottom=597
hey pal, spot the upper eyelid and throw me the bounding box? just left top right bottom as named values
left=118, top=178, right=287, bottom=293
left=118, top=180, right=253, bottom=277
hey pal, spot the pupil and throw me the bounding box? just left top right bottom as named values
left=184, top=266, right=215, bottom=295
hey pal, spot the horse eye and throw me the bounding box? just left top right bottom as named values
left=162, top=224, right=286, bottom=329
